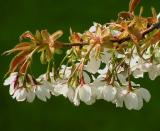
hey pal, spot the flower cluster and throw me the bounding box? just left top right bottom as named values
left=3, top=0, right=160, bottom=110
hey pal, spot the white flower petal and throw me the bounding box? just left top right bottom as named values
left=78, top=85, right=92, bottom=103
left=133, top=69, right=144, bottom=78
left=148, top=65, right=159, bottom=80
left=124, top=92, right=138, bottom=110
left=85, top=98, right=95, bottom=105
left=67, top=87, right=75, bottom=102
left=4, top=72, right=18, bottom=86
left=83, top=72, right=91, bottom=84
left=16, top=88, right=27, bottom=102
left=26, top=91, right=35, bottom=103
left=59, top=65, right=71, bottom=79
left=103, top=85, right=117, bottom=102
left=157, top=12, right=160, bottom=22
left=138, top=88, right=151, bottom=102
left=101, top=49, right=112, bottom=64
left=111, top=30, right=121, bottom=37
left=117, top=73, right=127, bottom=85
left=98, top=65, right=108, bottom=75
left=54, top=83, right=68, bottom=97
left=113, top=88, right=127, bottom=107
left=86, top=58, right=101, bottom=74
left=89, top=25, right=96, bottom=32
left=96, top=86, right=104, bottom=99
left=136, top=95, right=143, bottom=110
left=73, top=88, right=80, bottom=106
left=35, top=86, right=50, bottom=102
left=9, top=84, right=15, bottom=95
left=93, top=78, right=106, bottom=87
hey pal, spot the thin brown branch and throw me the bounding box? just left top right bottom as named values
left=111, top=22, right=160, bottom=44
left=63, top=43, right=89, bottom=46
left=142, top=22, right=160, bottom=37
left=62, top=22, right=160, bottom=47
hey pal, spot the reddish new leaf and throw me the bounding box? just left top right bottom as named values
left=146, top=7, right=158, bottom=24
left=3, top=42, right=31, bottom=55
left=8, top=51, right=30, bottom=74
left=118, top=12, right=133, bottom=20
left=19, top=31, right=35, bottom=41
left=15, top=42, right=30, bottom=48
left=13, top=42, right=32, bottom=52
left=19, top=60, right=31, bottom=74
left=128, top=26, right=142, bottom=43
left=129, top=0, right=141, bottom=13
left=147, top=17, right=157, bottom=24
left=150, top=31, right=160, bottom=45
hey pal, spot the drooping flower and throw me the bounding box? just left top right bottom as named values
left=4, top=72, right=36, bottom=102
left=59, top=65, right=72, bottom=79
left=101, top=48, right=112, bottom=65
left=53, top=80, right=75, bottom=102
left=128, top=54, right=145, bottom=78
left=73, top=84, right=93, bottom=105
left=86, top=57, right=101, bottom=74
left=96, top=84, right=117, bottom=101
left=114, top=85, right=151, bottom=110
left=86, top=47, right=112, bottom=74
left=142, top=63, right=160, bottom=80
left=33, top=83, right=51, bottom=102
left=4, top=72, right=18, bottom=87
left=4, top=72, right=55, bottom=102
left=12, top=87, right=35, bottom=102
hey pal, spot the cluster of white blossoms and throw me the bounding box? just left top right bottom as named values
left=4, top=22, right=159, bottom=109
left=3, top=57, right=152, bottom=110
left=3, top=72, right=52, bottom=102
left=3, top=1, right=160, bottom=110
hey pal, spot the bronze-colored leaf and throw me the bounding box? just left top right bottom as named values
left=50, top=30, right=63, bottom=41
left=41, top=30, right=50, bottom=42
left=70, top=32, right=82, bottom=43
left=149, top=31, right=160, bottom=45
left=19, top=31, right=35, bottom=41
left=3, top=42, right=32, bottom=55
left=134, top=17, right=148, bottom=31
left=19, top=60, right=31, bottom=74
left=147, top=17, right=157, bottom=24
left=151, top=7, right=157, bottom=18
left=128, top=26, right=142, bottom=43
left=118, top=12, right=133, bottom=21
left=129, top=0, right=141, bottom=13
left=35, top=30, right=42, bottom=41
left=8, top=51, right=30, bottom=74
left=15, top=42, right=30, bottom=48
left=146, top=7, right=158, bottom=25
left=103, top=36, right=114, bottom=49
left=141, top=31, right=160, bottom=52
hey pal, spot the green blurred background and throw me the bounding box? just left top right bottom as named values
left=0, top=0, right=160, bottom=131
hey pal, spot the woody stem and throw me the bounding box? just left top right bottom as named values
left=62, top=22, right=160, bottom=47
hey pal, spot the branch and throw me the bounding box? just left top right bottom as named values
left=63, top=43, right=89, bottom=47
left=142, top=22, right=160, bottom=37
left=111, top=22, right=160, bottom=44
left=63, top=22, right=160, bottom=47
